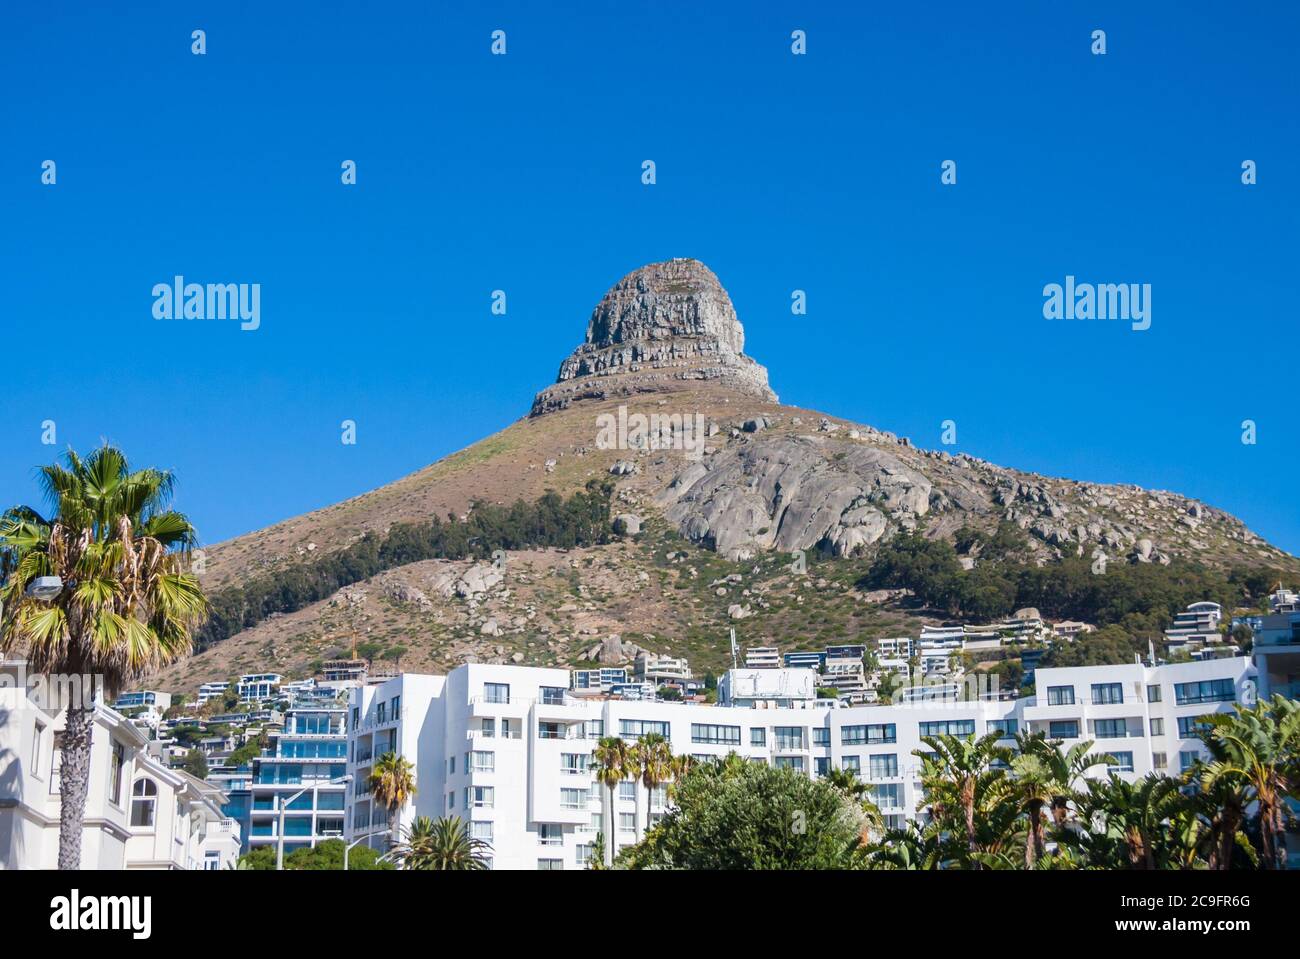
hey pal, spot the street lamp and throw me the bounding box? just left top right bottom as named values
left=25, top=576, right=64, bottom=601
left=342, top=835, right=368, bottom=871
left=276, top=773, right=352, bottom=871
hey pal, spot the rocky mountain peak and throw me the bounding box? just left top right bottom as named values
left=531, top=258, right=776, bottom=415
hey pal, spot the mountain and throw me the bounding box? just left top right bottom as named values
left=155, top=259, right=1296, bottom=693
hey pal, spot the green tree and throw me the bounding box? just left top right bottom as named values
left=619, top=756, right=865, bottom=870
left=915, top=732, right=1010, bottom=862
left=389, top=815, right=491, bottom=870
left=1199, top=695, right=1300, bottom=869
left=369, top=752, right=417, bottom=848
left=181, top=748, right=209, bottom=779
left=591, top=736, right=635, bottom=865
left=238, top=839, right=391, bottom=870
left=0, top=445, right=208, bottom=870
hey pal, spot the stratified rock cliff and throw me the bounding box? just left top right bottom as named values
left=531, top=258, right=776, bottom=415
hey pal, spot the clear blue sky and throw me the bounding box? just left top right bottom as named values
left=2, top=1, right=1296, bottom=556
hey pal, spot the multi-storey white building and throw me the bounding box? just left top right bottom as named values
left=743, top=646, right=781, bottom=669
left=344, top=655, right=1258, bottom=870
left=0, top=660, right=240, bottom=870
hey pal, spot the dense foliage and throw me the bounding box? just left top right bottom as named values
left=862, top=529, right=1282, bottom=642
left=197, top=480, right=614, bottom=649
left=237, top=838, right=392, bottom=870
left=615, top=696, right=1300, bottom=870
left=617, top=757, right=868, bottom=869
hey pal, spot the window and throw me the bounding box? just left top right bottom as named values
left=919, top=719, right=976, bottom=738
left=1047, top=686, right=1075, bottom=706
left=1094, top=718, right=1127, bottom=739
left=691, top=723, right=741, bottom=746
left=471, top=821, right=493, bottom=843
left=813, top=727, right=830, bottom=747
left=448, top=755, right=456, bottom=774
left=50, top=732, right=64, bottom=794
left=538, top=722, right=564, bottom=740
left=204, top=851, right=220, bottom=871
left=750, top=728, right=766, bottom=746
left=1180, top=750, right=1200, bottom=772
left=618, top=781, right=636, bottom=802
left=376, top=702, right=386, bottom=724
left=841, top=755, right=861, bottom=774
left=1174, top=679, right=1234, bottom=706
left=390, top=696, right=401, bottom=720
left=774, top=756, right=805, bottom=772
left=537, top=859, right=563, bottom=870
left=471, top=751, right=494, bottom=772
left=130, top=779, right=157, bottom=828
left=447, top=791, right=454, bottom=811
left=576, top=844, right=594, bottom=867
left=560, top=753, right=587, bottom=775
left=774, top=727, right=805, bottom=751
left=618, top=812, right=636, bottom=832
left=1091, top=683, right=1123, bottom=705
left=583, top=720, right=604, bottom=740
left=1150, top=718, right=1164, bottom=736
left=561, top=788, right=584, bottom=809
left=814, top=757, right=830, bottom=776
left=619, top=719, right=669, bottom=740
left=31, top=722, right=45, bottom=778
left=842, top=724, right=896, bottom=746
left=471, top=786, right=494, bottom=808
left=873, top=783, right=903, bottom=809
left=539, top=686, right=566, bottom=706
left=1147, top=685, right=1162, bottom=703
left=539, top=823, right=563, bottom=845
left=1178, top=716, right=1211, bottom=739
left=109, top=741, right=126, bottom=805
left=1049, top=720, right=1080, bottom=739
left=1153, top=752, right=1167, bottom=770
left=1106, top=752, right=1135, bottom=773
left=484, top=683, right=510, bottom=704
left=987, top=719, right=1018, bottom=739
left=869, top=754, right=899, bottom=779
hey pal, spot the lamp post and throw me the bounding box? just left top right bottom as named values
left=342, top=835, right=369, bottom=871
left=276, top=773, right=352, bottom=871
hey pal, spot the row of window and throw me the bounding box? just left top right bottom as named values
left=1044, top=678, right=1236, bottom=707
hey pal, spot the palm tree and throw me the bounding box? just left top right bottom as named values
left=1009, top=751, right=1055, bottom=868
left=824, top=766, right=885, bottom=844
left=1019, top=732, right=1109, bottom=828
left=631, top=732, right=674, bottom=838
left=1075, top=773, right=1183, bottom=869
left=390, top=815, right=490, bottom=870
left=591, top=735, right=634, bottom=866
left=1199, top=695, right=1300, bottom=869
left=369, top=752, right=416, bottom=848
left=916, top=732, right=1009, bottom=861
left=0, top=445, right=208, bottom=870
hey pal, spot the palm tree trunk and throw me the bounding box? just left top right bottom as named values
left=634, top=782, right=644, bottom=842
left=605, top=784, right=616, bottom=866
left=1259, top=793, right=1280, bottom=869
left=57, top=703, right=95, bottom=870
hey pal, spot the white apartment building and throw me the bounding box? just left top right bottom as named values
left=743, top=646, right=781, bottom=669
left=634, top=652, right=692, bottom=684
left=1164, top=601, right=1224, bottom=651
left=344, top=655, right=1257, bottom=870
left=0, top=661, right=240, bottom=870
